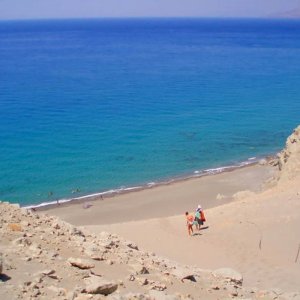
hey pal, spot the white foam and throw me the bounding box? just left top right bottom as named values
left=24, top=157, right=264, bottom=210
left=248, top=157, right=257, bottom=160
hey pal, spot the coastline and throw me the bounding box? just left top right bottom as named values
left=41, top=125, right=300, bottom=292
left=30, top=154, right=274, bottom=211
left=83, top=172, right=300, bottom=292
left=2, top=127, right=300, bottom=300
left=42, top=158, right=275, bottom=226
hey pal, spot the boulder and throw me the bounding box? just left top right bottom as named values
left=213, top=268, right=243, bottom=285
left=68, top=258, right=95, bottom=269
left=83, top=276, right=118, bottom=295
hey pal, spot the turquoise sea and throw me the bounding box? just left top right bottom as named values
left=0, top=18, right=300, bottom=206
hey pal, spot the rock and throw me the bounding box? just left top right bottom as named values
left=83, top=276, right=118, bottom=295
left=213, top=268, right=243, bottom=285
left=41, top=269, right=56, bottom=276
left=131, top=264, right=149, bottom=275
left=137, top=278, right=149, bottom=286
left=210, top=285, right=220, bottom=290
left=106, top=259, right=114, bottom=265
left=52, top=222, right=60, bottom=230
left=127, top=242, right=139, bottom=250
left=181, top=275, right=196, bottom=282
left=68, top=258, right=95, bottom=269
left=40, top=269, right=59, bottom=279
left=71, top=227, right=85, bottom=237
left=128, top=274, right=135, bottom=281
left=149, top=281, right=167, bottom=291
left=101, top=240, right=116, bottom=249
left=90, top=270, right=102, bottom=278
left=169, top=268, right=196, bottom=282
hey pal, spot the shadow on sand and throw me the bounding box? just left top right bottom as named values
left=192, top=233, right=202, bottom=236
left=0, top=274, right=11, bottom=282
left=200, top=226, right=209, bottom=231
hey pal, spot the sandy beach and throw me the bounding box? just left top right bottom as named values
left=43, top=163, right=274, bottom=226
left=84, top=174, right=300, bottom=292
left=1, top=126, right=300, bottom=300
left=43, top=162, right=300, bottom=292
left=42, top=126, right=300, bottom=294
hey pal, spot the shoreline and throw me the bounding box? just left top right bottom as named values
left=42, top=158, right=275, bottom=226
left=28, top=154, right=275, bottom=211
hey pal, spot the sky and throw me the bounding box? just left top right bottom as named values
left=0, top=0, right=299, bottom=20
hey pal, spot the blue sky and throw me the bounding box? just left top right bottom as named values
left=0, top=0, right=299, bottom=20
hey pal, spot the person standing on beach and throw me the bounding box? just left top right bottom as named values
left=196, top=204, right=206, bottom=225
left=194, top=205, right=202, bottom=230
left=185, top=212, right=194, bottom=236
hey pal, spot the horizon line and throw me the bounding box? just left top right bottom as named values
left=0, top=15, right=299, bottom=22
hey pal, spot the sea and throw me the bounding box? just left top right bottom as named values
left=0, top=18, right=300, bottom=207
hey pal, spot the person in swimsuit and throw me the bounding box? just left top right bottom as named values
left=185, top=211, right=194, bottom=236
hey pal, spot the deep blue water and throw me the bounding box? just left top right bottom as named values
left=0, top=18, right=300, bottom=206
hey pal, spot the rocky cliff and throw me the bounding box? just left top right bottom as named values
left=272, top=125, right=300, bottom=183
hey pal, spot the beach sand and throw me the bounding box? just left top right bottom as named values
left=37, top=125, right=300, bottom=296
left=42, top=162, right=300, bottom=292
left=84, top=174, right=300, bottom=292
left=44, top=163, right=274, bottom=226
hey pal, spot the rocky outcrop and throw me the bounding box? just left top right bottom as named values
left=271, top=125, right=300, bottom=183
